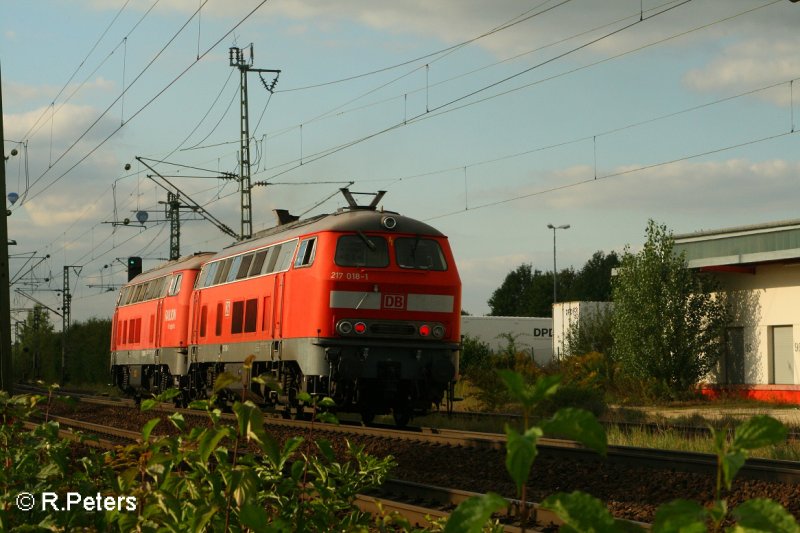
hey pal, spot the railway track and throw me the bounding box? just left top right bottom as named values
left=21, top=385, right=800, bottom=484
left=17, top=385, right=800, bottom=524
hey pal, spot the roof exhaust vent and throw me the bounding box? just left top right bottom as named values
left=274, top=209, right=299, bottom=225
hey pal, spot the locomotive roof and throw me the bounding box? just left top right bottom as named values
left=128, top=252, right=215, bottom=284
left=216, top=208, right=445, bottom=259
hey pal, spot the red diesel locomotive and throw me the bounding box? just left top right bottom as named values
left=110, top=191, right=461, bottom=425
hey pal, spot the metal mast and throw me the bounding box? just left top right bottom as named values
left=167, top=192, right=180, bottom=261
left=0, top=65, right=12, bottom=393
left=61, top=265, right=80, bottom=382
left=229, top=45, right=279, bottom=240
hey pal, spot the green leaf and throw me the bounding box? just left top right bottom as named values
left=168, top=412, right=186, bottom=432
left=140, top=398, right=157, bottom=412
left=291, top=460, right=305, bottom=481
left=541, top=491, right=621, bottom=533
left=212, top=372, right=238, bottom=393
left=722, top=450, right=747, bottom=491
left=730, top=498, right=800, bottom=533
left=504, top=424, right=542, bottom=496
left=317, top=412, right=339, bottom=425
left=141, top=418, right=161, bottom=442
left=541, top=407, right=607, bottom=455
left=297, top=391, right=312, bottom=404
left=498, top=370, right=561, bottom=410
left=732, top=416, right=787, bottom=452
left=240, top=502, right=270, bottom=529
left=316, top=439, right=336, bottom=463
left=318, top=396, right=336, bottom=408
left=188, top=399, right=211, bottom=410
left=652, top=499, right=707, bottom=533
left=156, top=388, right=182, bottom=402
left=198, top=427, right=230, bottom=463
left=233, top=401, right=263, bottom=439
left=443, top=492, right=507, bottom=533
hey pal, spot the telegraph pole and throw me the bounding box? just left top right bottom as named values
left=229, top=45, right=279, bottom=240
left=0, top=65, right=13, bottom=393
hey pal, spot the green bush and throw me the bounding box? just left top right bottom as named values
left=0, top=383, right=397, bottom=532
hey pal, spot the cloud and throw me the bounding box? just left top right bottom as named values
left=20, top=195, right=103, bottom=227
left=533, top=158, right=800, bottom=213
left=5, top=101, right=120, bottom=149
left=684, top=38, right=800, bottom=105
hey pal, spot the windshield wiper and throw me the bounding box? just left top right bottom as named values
left=357, top=231, right=376, bottom=251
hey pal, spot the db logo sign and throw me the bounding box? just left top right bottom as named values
left=383, top=294, right=405, bottom=309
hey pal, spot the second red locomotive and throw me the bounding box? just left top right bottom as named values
left=110, top=190, right=461, bottom=425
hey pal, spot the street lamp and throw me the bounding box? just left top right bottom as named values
left=546, top=223, right=570, bottom=304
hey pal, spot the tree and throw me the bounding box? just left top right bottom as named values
left=611, top=220, right=728, bottom=397
left=488, top=252, right=616, bottom=317
left=66, top=318, right=112, bottom=385
left=570, top=251, right=619, bottom=301
left=487, top=263, right=538, bottom=316
left=13, top=306, right=58, bottom=382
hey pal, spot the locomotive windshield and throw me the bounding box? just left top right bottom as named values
left=395, top=237, right=447, bottom=271
left=335, top=234, right=389, bottom=267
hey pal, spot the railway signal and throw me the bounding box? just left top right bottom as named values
left=127, top=256, right=142, bottom=281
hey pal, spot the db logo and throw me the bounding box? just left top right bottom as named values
left=383, top=294, right=405, bottom=309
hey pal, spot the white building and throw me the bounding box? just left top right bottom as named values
left=460, top=316, right=553, bottom=366
left=674, top=219, right=800, bottom=402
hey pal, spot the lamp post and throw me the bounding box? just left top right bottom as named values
left=546, top=223, right=570, bottom=304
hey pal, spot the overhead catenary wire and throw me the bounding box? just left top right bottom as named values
left=21, top=0, right=271, bottom=207
left=252, top=0, right=697, bottom=185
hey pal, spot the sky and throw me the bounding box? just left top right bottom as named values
left=2, top=0, right=800, bottom=327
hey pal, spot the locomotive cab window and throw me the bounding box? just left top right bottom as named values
left=294, top=237, right=317, bottom=268
left=335, top=234, right=389, bottom=267
left=395, top=237, right=447, bottom=271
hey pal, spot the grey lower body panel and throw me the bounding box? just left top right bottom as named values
left=113, top=337, right=458, bottom=381
left=111, top=347, right=187, bottom=375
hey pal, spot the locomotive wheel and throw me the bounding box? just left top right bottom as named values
left=360, top=410, right=375, bottom=425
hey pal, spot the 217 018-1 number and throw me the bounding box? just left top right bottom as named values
left=330, top=271, right=369, bottom=280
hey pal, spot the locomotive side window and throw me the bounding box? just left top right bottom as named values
left=249, top=250, right=268, bottom=276
left=214, top=259, right=232, bottom=285
left=264, top=245, right=281, bottom=274
left=226, top=256, right=243, bottom=283
left=274, top=240, right=298, bottom=272
left=199, top=305, right=208, bottom=337
left=198, top=262, right=218, bottom=288
left=215, top=303, right=223, bottom=336
left=231, top=301, right=245, bottom=334
left=168, top=274, right=182, bottom=296
left=236, top=254, right=254, bottom=280
left=294, top=237, right=317, bottom=268
left=244, top=299, right=258, bottom=333
left=395, top=238, right=448, bottom=271
left=335, top=234, right=389, bottom=267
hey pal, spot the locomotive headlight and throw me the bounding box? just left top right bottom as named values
left=419, top=324, right=431, bottom=337
left=381, top=216, right=397, bottom=230
left=337, top=320, right=353, bottom=335
left=432, top=325, right=445, bottom=339
left=354, top=322, right=367, bottom=334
